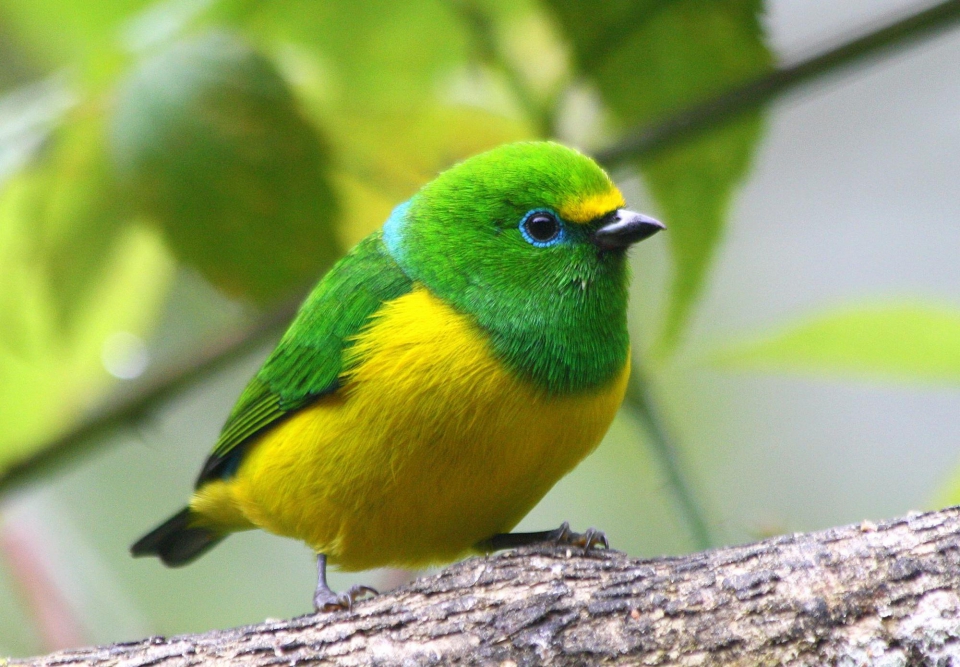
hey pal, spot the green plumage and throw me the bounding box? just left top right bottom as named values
left=392, top=142, right=631, bottom=394
left=198, top=233, right=412, bottom=483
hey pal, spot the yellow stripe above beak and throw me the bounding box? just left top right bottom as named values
left=558, top=188, right=627, bottom=224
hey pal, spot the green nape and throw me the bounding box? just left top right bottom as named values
left=395, top=141, right=632, bottom=395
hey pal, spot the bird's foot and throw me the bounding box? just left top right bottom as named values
left=476, top=522, right=610, bottom=553
left=313, top=584, right=378, bottom=612
left=548, top=521, right=609, bottom=552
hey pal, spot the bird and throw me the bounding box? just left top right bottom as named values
left=131, top=141, right=664, bottom=611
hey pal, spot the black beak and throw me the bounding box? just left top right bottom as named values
left=592, top=209, right=665, bottom=250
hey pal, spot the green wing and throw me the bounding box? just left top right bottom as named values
left=196, top=232, right=412, bottom=486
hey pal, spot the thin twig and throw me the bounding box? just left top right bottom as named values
left=596, top=0, right=960, bottom=166
left=623, top=365, right=713, bottom=550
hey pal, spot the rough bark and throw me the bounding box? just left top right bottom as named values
left=11, top=507, right=960, bottom=666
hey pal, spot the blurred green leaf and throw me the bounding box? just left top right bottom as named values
left=243, top=0, right=528, bottom=244
left=545, top=0, right=772, bottom=353
left=710, top=303, right=960, bottom=383
left=0, top=0, right=153, bottom=68
left=246, top=0, right=469, bottom=111
left=0, top=79, right=75, bottom=182
left=0, top=111, right=174, bottom=470
left=30, top=116, right=131, bottom=329
left=109, top=30, right=341, bottom=303
left=254, top=15, right=535, bottom=245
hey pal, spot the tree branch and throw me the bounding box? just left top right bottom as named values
left=13, top=507, right=960, bottom=665
left=597, top=0, right=960, bottom=167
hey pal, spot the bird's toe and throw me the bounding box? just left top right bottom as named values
left=314, top=583, right=378, bottom=612
left=552, top=522, right=609, bottom=552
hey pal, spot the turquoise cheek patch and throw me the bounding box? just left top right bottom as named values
left=383, top=199, right=412, bottom=262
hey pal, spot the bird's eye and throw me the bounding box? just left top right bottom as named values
left=520, top=211, right=562, bottom=247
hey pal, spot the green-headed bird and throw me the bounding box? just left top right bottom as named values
left=132, top=141, right=664, bottom=610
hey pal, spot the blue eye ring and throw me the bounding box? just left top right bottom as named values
left=519, top=209, right=564, bottom=247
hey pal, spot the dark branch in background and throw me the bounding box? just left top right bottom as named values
left=3, top=0, right=960, bottom=513
left=0, top=300, right=298, bottom=496
left=624, top=367, right=712, bottom=549
left=597, top=0, right=960, bottom=166
left=14, top=507, right=960, bottom=666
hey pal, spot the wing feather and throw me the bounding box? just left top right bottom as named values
left=196, top=232, right=412, bottom=486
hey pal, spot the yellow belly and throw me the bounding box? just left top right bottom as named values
left=190, top=285, right=629, bottom=571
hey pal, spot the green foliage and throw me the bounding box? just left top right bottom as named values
left=16, top=117, right=128, bottom=328
left=246, top=0, right=469, bottom=110
left=0, top=0, right=152, bottom=66
left=110, top=30, right=341, bottom=303
left=546, top=0, right=772, bottom=353
left=0, top=110, right=173, bottom=470
left=710, top=303, right=960, bottom=383
left=933, top=447, right=960, bottom=507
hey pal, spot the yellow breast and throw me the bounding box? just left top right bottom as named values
left=190, top=285, right=629, bottom=571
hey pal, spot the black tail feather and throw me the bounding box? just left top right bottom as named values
left=131, top=508, right=225, bottom=567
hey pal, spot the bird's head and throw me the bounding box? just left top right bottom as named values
left=384, top=141, right=662, bottom=308
left=381, top=141, right=663, bottom=391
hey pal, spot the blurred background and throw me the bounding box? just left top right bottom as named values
left=1, top=0, right=959, bottom=656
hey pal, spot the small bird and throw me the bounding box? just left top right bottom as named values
left=132, top=141, right=664, bottom=611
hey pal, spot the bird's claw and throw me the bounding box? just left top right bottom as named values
left=314, top=584, right=378, bottom=612
left=551, top=521, right=609, bottom=552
